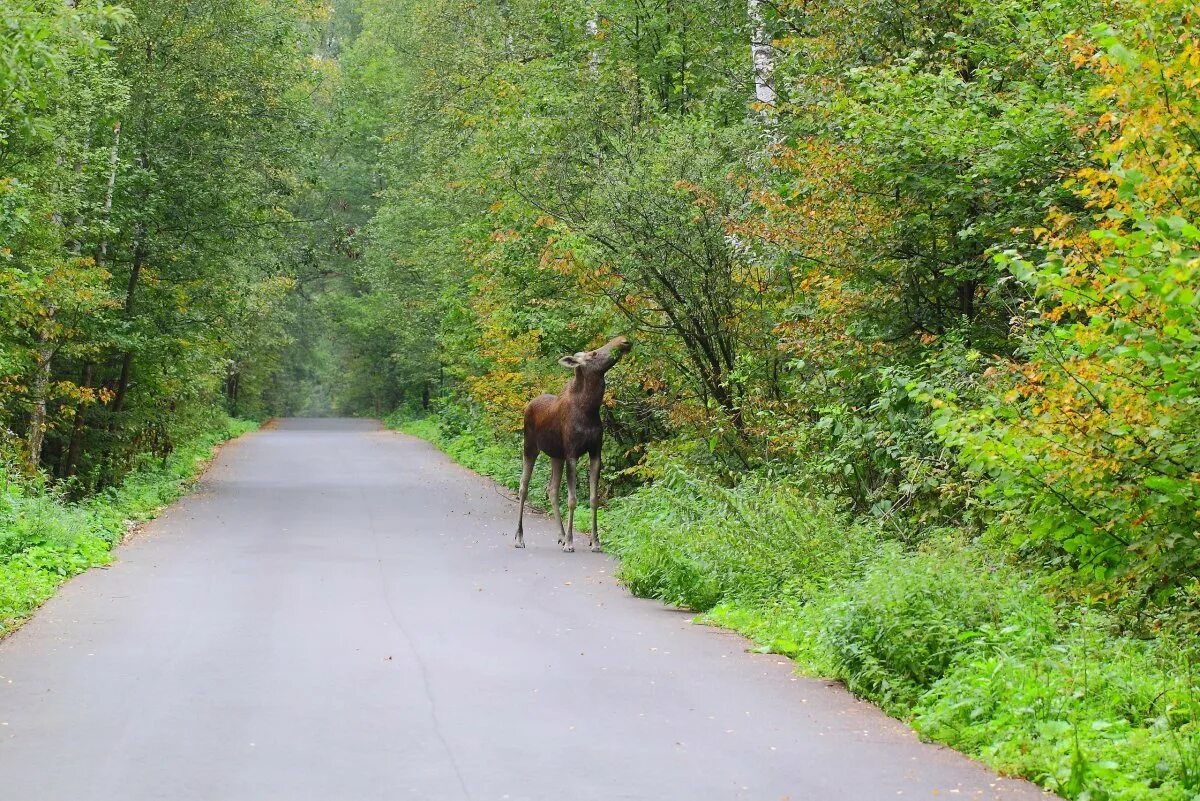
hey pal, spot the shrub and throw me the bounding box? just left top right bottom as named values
left=917, top=615, right=1200, bottom=800
left=0, top=476, right=103, bottom=556
left=818, top=541, right=1054, bottom=711
left=604, top=460, right=879, bottom=611
left=934, top=7, right=1200, bottom=597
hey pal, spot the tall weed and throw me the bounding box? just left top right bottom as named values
left=818, top=541, right=1054, bottom=711
left=917, top=616, right=1200, bottom=800
left=604, top=461, right=878, bottom=611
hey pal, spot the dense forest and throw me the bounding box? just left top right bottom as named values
left=3, top=0, right=1199, bottom=797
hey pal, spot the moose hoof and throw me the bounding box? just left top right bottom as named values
left=590, top=545, right=602, bottom=553
left=514, top=540, right=525, bottom=549
left=562, top=544, right=575, bottom=553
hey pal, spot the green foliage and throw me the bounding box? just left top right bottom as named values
left=2, top=0, right=317, bottom=489
left=941, top=213, right=1200, bottom=593
left=818, top=542, right=1053, bottom=711
left=917, top=619, right=1200, bottom=800
left=604, top=458, right=879, bottom=610
left=806, top=350, right=982, bottom=530
left=792, top=0, right=1093, bottom=346
left=0, top=1, right=129, bottom=150
left=930, top=6, right=1200, bottom=600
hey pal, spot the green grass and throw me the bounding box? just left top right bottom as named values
left=393, top=403, right=1200, bottom=801
left=0, top=417, right=257, bottom=635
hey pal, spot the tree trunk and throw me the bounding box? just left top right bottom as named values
left=586, top=15, right=600, bottom=77
left=226, top=367, right=240, bottom=416
left=98, top=121, right=121, bottom=261
left=25, top=317, right=57, bottom=471
left=110, top=353, right=134, bottom=416
left=109, top=232, right=145, bottom=417
left=748, top=0, right=776, bottom=111
left=64, top=362, right=93, bottom=478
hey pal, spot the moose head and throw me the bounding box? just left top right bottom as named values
left=557, top=336, right=632, bottom=377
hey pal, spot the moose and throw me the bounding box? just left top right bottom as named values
left=514, top=336, right=631, bottom=552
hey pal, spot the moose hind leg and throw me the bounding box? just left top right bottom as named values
left=548, top=457, right=566, bottom=545
left=563, top=457, right=578, bottom=553
left=588, top=453, right=602, bottom=552
left=515, top=452, right=535, bottom=548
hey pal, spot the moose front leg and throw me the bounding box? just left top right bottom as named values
left=548, top=457, right=567, bottom=546
left=588, top=453, right=602, bottom=552
left=564, top=457, right=578, bottom=552
left=514, top=452, right=535, bottom=548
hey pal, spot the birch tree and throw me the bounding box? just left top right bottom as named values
left=747, top=0, right=776, bottom=111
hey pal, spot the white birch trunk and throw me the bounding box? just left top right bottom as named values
left=586, top=15, right=600, bottom=77
left=748, top=0, right=776, bottom=109
left=733, top=0, right=779, bottom=298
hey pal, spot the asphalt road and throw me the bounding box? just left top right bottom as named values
left=0, top=418, right=1052, bottom=801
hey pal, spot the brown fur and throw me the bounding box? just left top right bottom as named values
left=514, top=336, right=630, bottom=552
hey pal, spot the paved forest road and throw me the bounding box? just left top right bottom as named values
left=0, top=419, right=1052, bottom=801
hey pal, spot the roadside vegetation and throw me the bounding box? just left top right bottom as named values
left=353, top=0, right=1200, bottom=796
left=1, top=416, right=254, bottom=635
left=3, top=3, right=316, bottom=627
left=5, top=0, right=1199, bottom=797
left=605, top=477, right=1199, bottom=801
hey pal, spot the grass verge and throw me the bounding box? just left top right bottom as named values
left=0, top=417, right=257, bottom=636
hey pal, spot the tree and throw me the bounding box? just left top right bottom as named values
left=943, top=1, right=1200, bottom=594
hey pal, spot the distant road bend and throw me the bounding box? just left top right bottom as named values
left=0, top=418, right=1052, bottom=800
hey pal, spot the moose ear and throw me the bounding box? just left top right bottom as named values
left=558, top=354, right=583, bottom=368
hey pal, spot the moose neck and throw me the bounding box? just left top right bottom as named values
left=565, top=369, right=606, bottom=418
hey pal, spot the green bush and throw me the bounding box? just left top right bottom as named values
left=604, top=459, right=879, bottom=611
left=818, top=542, right=1054, bottom=711
left=917, top=616, right=1200, bottom=800
left=0, top=478, right=103, bottom=556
